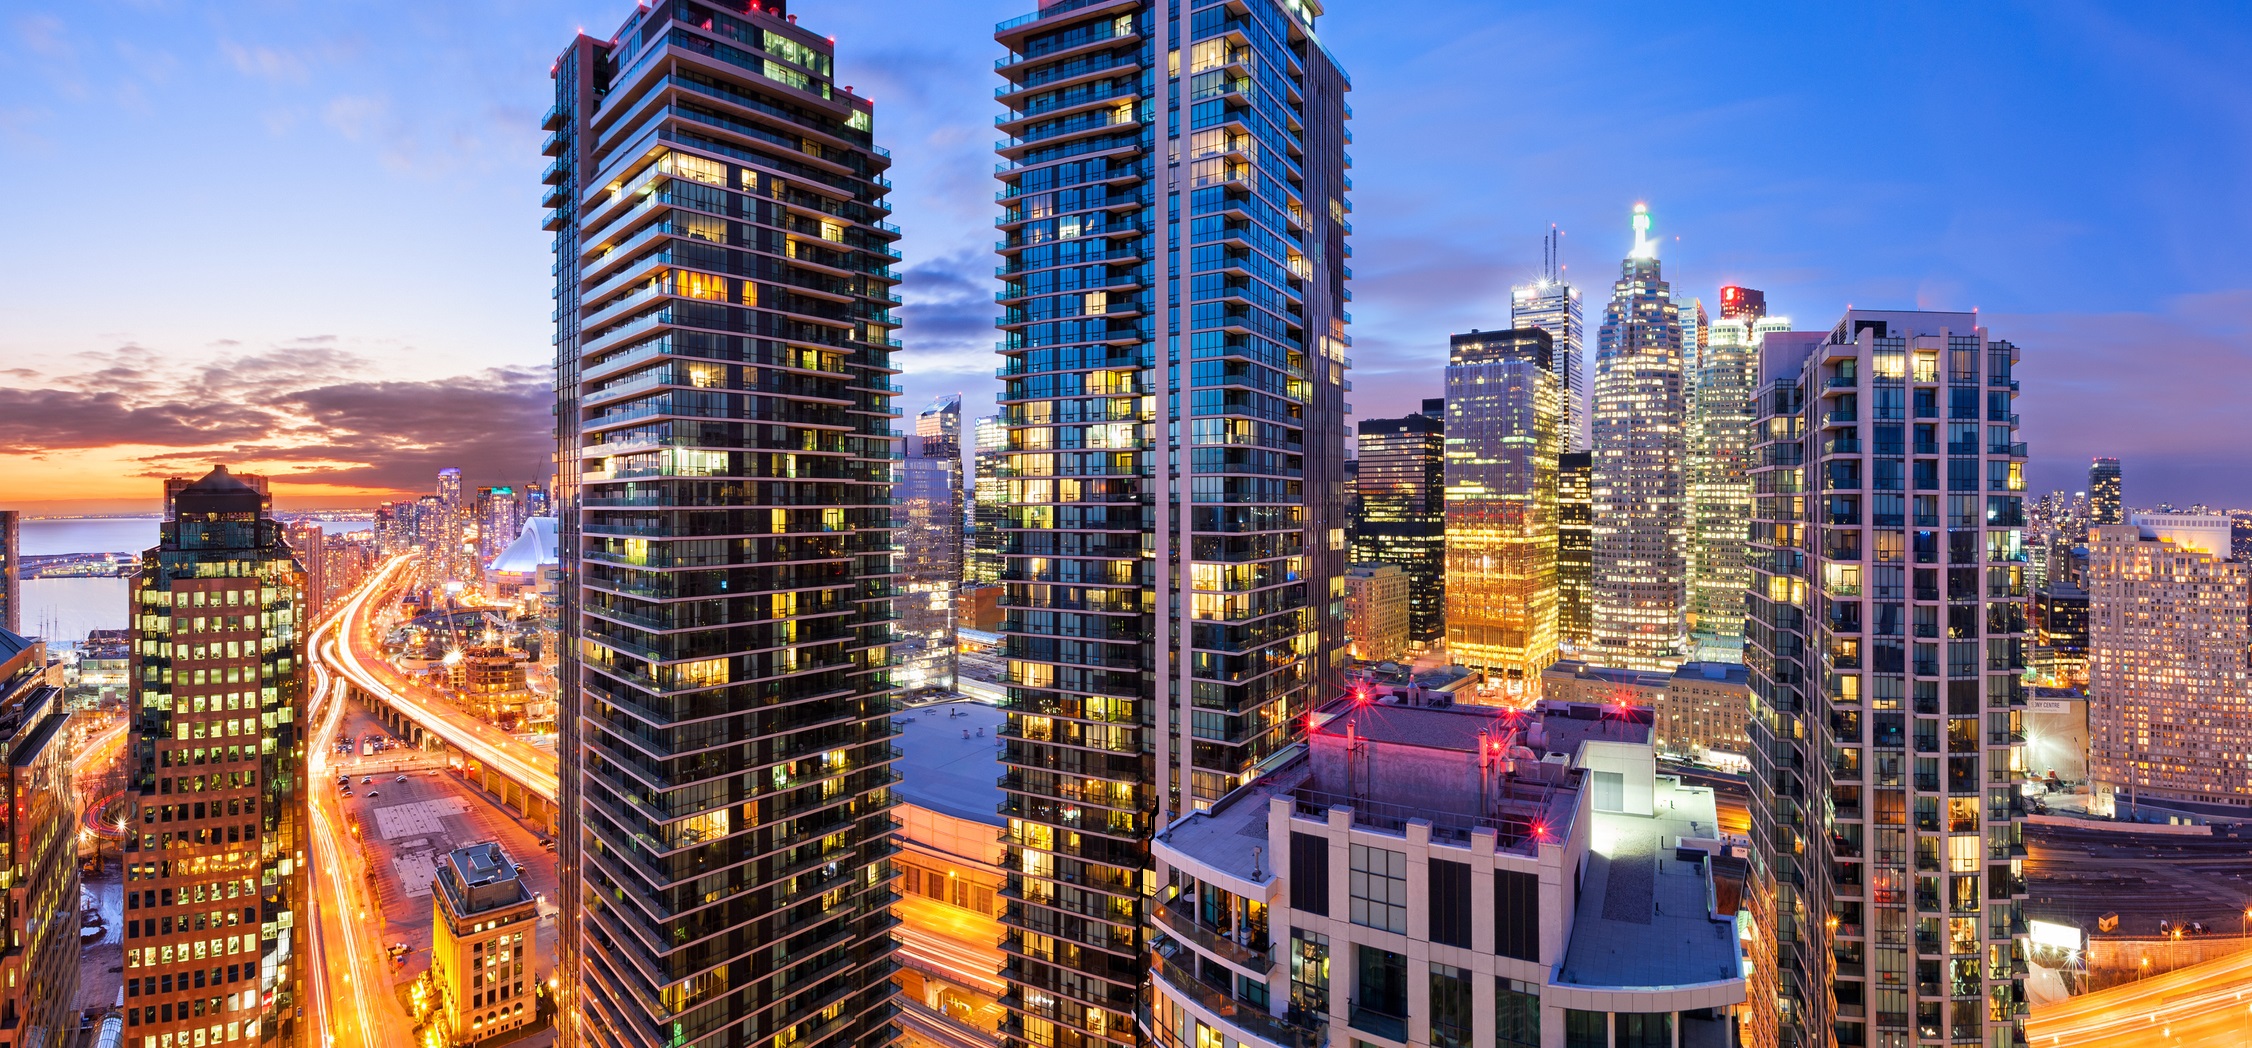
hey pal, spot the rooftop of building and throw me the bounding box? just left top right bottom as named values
left=1543, top=659, right=1671, bottom=690
left=1556, top=777, right=1742, bottom=992
left=437, top=841, right=531, bottom=916
left=1673, top=661, right=1749, bottom=685
left=894, top=699, right=1005, bottom=826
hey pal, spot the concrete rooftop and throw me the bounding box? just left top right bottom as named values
left=894, top=699, right=1006, bottom=825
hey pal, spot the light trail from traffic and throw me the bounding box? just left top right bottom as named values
left=2028, top=945, right=2252, bottom=1047
left=317, top=555, right=558, bottom=803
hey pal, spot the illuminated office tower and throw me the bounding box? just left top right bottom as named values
left=898, top=395, right=964, bottom=696
left=992, top=4, right=1352, bottom=1048
left=1687, top=296, right=1790, bottom=662
left=1747, top=312, right=2030, bottom=1048
left=547, top=4, right=904, bottom=1046
left=1443, top=327, right=1562, bottom=691
left=1511, top=225, right=1587, bottom=452
left=1351, top=408, right=1445, bottom=646
left=967, top=414, right=1007, bottom=586
left=1556, top=451, right=1594, bottom=652
left=124, top=467, right=311, bottom=1048
left=1590, top=203, right=1687, bottom=670
left=2087, top=457, right=2122, bottom=529
left=283, top=521, right=329, bottom=624
left=2087, top=514, right=2247, bottom=818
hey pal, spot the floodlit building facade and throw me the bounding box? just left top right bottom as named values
left=991, top=4, right=1353, bottom=1048
left=1590, top=204, right=1687, bottom=671
left=1747, top=311, right=2031, bottom=1048
left=2087, top=515, right=2251, bottom=819
left=1352, top=411, right=1446, bottom=647
left=1342, top=564, right=1410, bottom=664
left=1686, top=298, right=1790, bottom=663
left=123, top=467, right=311, bottom=1048
left=547, top=3, right=904, bottom=1045
left=1540, top=659, right=1752, bottom=770
left=1444, top=328, right=1563, bottom=691
left=1147, top=693, right=1748, bottom=1048
left=432, top=842, right=539, bottom=1046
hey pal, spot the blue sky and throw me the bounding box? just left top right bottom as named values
left=1, top=1, right=2247, bottom=510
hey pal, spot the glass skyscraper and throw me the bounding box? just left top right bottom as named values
left=1350, top=408, right=1444, bottom=646
left=1443, top=327, right=1562, bottom=691
left=1747, top=311, right=2030, bottom=1048
left=991, top=3, right=1351, bottom=1047
left=899, top=394, right=964, bottom=695
left=548, top=3, right=904, bottom=1045
left=1686, top=291, right=1790, bottom=662
left=2087, top=456, right=2122, bottom=529
left=1510, top=226, right=1586, bottom=453
left=1556, top=450, right=1594, bottom=654
left=1591, top=203, right=1688, bottom=670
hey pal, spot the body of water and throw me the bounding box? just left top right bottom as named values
left=13, top=517, right=367, bottom=647
left=16, top=516, right=368, bottom=557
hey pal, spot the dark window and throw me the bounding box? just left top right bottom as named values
left=1427, top=858, right=1472, bottom=948
left=1565, top=1010, right=1608, bottom=1048
left=1619, top=1012, right=1673, bottom=1048
left=1494, top=868, right=1541, bottom=962
left=1496, top=978, right=1541, bottom=1047
left=1290, top=831, right=1329, bottom=916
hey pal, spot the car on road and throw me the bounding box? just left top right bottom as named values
left=367, top=790, right=379, bottom=799
left=395, top=775, right=407, bottom=783
left=362, top=777, right=372, bottom=785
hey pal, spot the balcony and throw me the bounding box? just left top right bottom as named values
left=1153, top=899, right=1270, bottom=972
left=1152, top=950, right=1320, bottom=1048
left=1347, top=1003, right=1407, bottom=1043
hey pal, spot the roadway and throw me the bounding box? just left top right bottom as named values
left=2027, top=945, right=2252, bottom=1047
left=307, top=645, right=417, bottom=1048
left=318, top=555, right=558, bottom=805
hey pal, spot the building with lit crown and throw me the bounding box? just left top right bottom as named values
left=1444, top=328, right=1563, bottom=692
left=1590, top=204, right=1687, bottom=670
left=991, top=4, right=1353, bottom=1047
left=2086, top=514, right=2250, bottom=819
left=123, top=466, right=311, bottom=1048
left=1146, top=691, right=1748, bottom=1048
left=547, top=3, right=904, bottom=1045
left=1686, top=298, right=1791, bottom=663
left=1747, top=312, right=2030, bottom=1048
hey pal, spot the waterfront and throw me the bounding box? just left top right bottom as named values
left=15, top=517, right=368, bottom=646
left=16, top=516, right=367, bottom=556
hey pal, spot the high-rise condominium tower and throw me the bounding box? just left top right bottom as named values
left=1687, top=293, right=1790, bottom=661
left=2087, top=457, right=2122, bottom=529
left=1556, top=450, right=1594, bottom=652
left=126, top=467, right=311, bottom=1048
left=548, top=4, right=903, bottom=1046
left=992, top=3, right=1351, bottom=1046
left=2087, top=514, right=2246, bottom=818
left=1443, top=327, right=1563, bottom=690
left=1748, top=312, right=2030, bottom=1048
left=1591, top=203, right=1687, bottom=670
left=1, top=509, right=21, bottom=636
left=0, top=627, right=79, bottom=1047
left=899, top=394, right=964, bottom=695
left=1510, top=225, right=1587, bottom=452
left=1351, top=409, right=1444, bottom=646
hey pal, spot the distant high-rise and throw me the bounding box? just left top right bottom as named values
left=1341, top=563, right=1410, bottom=663
left=2088, top=457, right=2122, bottom=529
left=898, top=395, right=964, bottom=695
left=1443, top=327, right=1562, bottom=690
left=1590, top=203, right=1688, bottom=670
left=0, top=626, right=79, bottom=1045
left=479, top=485, right=522, bottom=564
left=1351, top=409, right=1445, bottom=646
left=2088, top=514, right=2245, bottom=818
left=0, top=509, right=17, bottom=636
left=126, top=467, right=311, bottom=1047
left=966, top=414, right=1006, bottom=586
left=548, top=3, right=904, bottom=1045
left=284, top=520, right=328, bottom=624
left=1687, top=301, right=1790, bottom=662
left=993, top=4, right=1353, bottom=1047
left=1511, top=226, right=1587, bottom=452
left=1556, top=451, right=1594, bottom=652
left=1748, top=312, right=2030, bottom=1048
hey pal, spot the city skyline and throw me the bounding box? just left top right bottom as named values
left=3, top=2, right=2249, bottom=511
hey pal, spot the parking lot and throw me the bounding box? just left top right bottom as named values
left=2026, top=821, right=2252, bottom=936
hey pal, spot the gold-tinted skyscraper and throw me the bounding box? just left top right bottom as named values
left=1444, top=328, right=1563, bottom=693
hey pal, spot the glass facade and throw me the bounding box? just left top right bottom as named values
left=1443, top=328, right=1562, bottom=689
left=1748, top=312, right=2029, bottom=1048
left=1686, top=311, right=1791, bottom=660
left=898, top=395, right=964, bottom=695
left=1556, top=451, right=1594, bottom=654
left=1350, top=410, right=1444, bottom=646
left=1591, top=205, right=1688, bottom=670
left=550, top=3, right=904, bottom=1045
left=992, top=2, right=1351, bottom=1046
